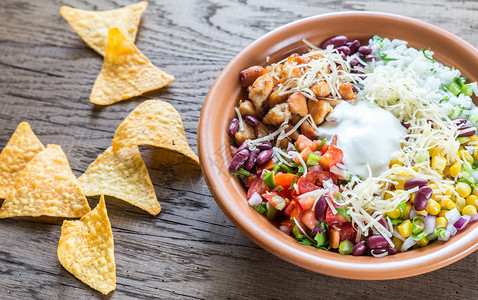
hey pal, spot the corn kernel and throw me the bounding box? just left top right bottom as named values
left=432, top=146, right=445, bottom=157
left=392, top=236, right=404, bottom=250
left=473, top=148, right=478, bottom=161
left=449, top=163, right=462, bottom=178
left=416, top=209, right=428, bottom=216
left=391, top=164, right=402, bottom=169
left=384, top=192, right=393, bottom=200
left=469, top=136, right=478, bottom=143
left=456, top=182, right=472, bottom=198
left=417, top=237, right=429, bottom=247
left=403, top=203, right=412, bottom=219
left=386, top=207, right=402, bottom=219
left=439, top=210, right=448, bottom=218
left=466, top=195, right=478, bottom=209
left=456, top=196, right=466, bottom=212
left=390, top=156, right=403, bottom=166
left=458, top=150, right=473, bottom=163
left=409, top=194, right=415, bottom=203
left=462, top=205, right=478, bottom=216
left=431, top=155, right=447, bottom=173
left=426, top=199, right=441, bottom=215
left=443, top=199, right=456, bottom=210
left=397, top=220, right=412, bottom=238
left=436, top=216, right=448, bottom=229
left=443, top=184, right=454, bottom=196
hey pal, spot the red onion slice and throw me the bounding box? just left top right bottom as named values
left=454, top=215, right=471, bottom=230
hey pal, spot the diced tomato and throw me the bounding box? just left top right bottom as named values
left=274, top=173, right=299, bottom=189
left=290, top=205, right=301, bottom=219
left=321, top=144, right=329, bottom=154
left=297, top=195, right=316, bottom=210
left=311, top=140, right=322, bottom=151
left=284, top=200, right=297, bottom=217
left=325, top=206, right=348, bottom=227
left=338, top=222, right=356, bottom=242
left=297, top=179, right=320, bottom=195
left=256, top=159, right=275, bottom=174
left=301, top=209, right=318, bottom=230
left=294, top=147, right=312, bottom=164
left=247, top=177, right=269, bottom=199
left=295, top=134, right=315, bottom=152
left=320, top=145, right=343, bottom=170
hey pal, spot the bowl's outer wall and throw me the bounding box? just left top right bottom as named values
left=198, top=12, right=478, bottom=280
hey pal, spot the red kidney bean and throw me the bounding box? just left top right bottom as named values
left=314, top=195, right=327, bottom=222
left=347, top=40, right=361, bottom=54
left=350, top=58, right=360, bottom=67
left=452, top=118, right=467, bottom=126
left=237, top=142, right=248, bottom=152
left=414, top=187, right=433, bottom=211
left=341, top=53, right=347, bottom=60
left=365, top=54, right=376, bottom=61
left=401, top=121, right=410, bottom=129
left=322, top=35, right=348, bottom=49
left=256, top=142, right=272, bottom=150
left=352, top=85, right=358, bottom=93
left=245, top=115, right=259, bottom=127
left=256, top=149, right=272, bottom=165
left=244, top=148, right=260, bottom=171
left=404, top=178, right=428, bottom=190
left=458, top=126, right=476, bottom=137
left=228, top=118, right=239, bottom=136
left=336, top=46, right=351, bottom=55
left=352, top=241, right=368, bottom=256
left=378, top=215, right=389, bottom=231
left=366, top=235, right=389, bottom=249
left=229, top=149, right=250, bottom=173
left=358, top=46, right=372, bottom=55
left=386, top=247, right=397, bottom=255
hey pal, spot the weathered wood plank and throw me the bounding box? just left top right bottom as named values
left=0, top=0, right=477, bottom=299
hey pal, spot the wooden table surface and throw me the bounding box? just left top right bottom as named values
left=1, top=0, right=477, bottom=299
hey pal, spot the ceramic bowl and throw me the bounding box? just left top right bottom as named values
left=197, top=11, right=478, bottom=279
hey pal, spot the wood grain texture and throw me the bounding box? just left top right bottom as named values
left=0, top=0, right=477, bottom=299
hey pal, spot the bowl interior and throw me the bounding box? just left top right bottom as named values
left=198, top=11, right=478, bottom=280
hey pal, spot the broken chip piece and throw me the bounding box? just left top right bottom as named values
left=58, top=195, right=116, bottom=295
left=89, top=28, right=175, bottom=105
left=0, top=144, right=90, bottom=218
left=60, top=1, right=148, bottom=56
left=112, top=100, right=199, bottom=163
left=78, top=146, right=160, bottom=215
left=0, top=122, right=45, bottom=199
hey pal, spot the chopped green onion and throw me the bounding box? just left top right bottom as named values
left=412, top=216, right=425, bottom=235
left=441, top=84, right=450, bottom=92
left=316, top=139, right=327, bottom=151
left=273, top=164, right=281, bottom=173
left=420, top=49, right=436, bottom=63
left=437, top=228, right=447, bottom=239
left=269, top=195, right=286, bottom=210
left=457, top=137, right=470, bottom=144
left=336, top=207, right=351, bottom=222
left=449, top=106, right=462, bottom=119
left=288, top=177, right=298, bottom=190
left=338, top=240, right=354, bottom=255
left=276, top=186, right=284, bottom=192
left=237, top=168, right=250, bottom=177
left=390, top=218, right=404, bottom=226
left=253, top=202, right=267, bottom=215
left=297, top=166, right=305, bottom=176
left=439, top=96, right=449, bottom=103
left=462, top=160, right=473, bottom=173
left=306, top=153, right=322, bottom=166
left=398, top=202, right=407, bottom=218
left=426, top=228, right=439, bottom=241
left=414, top=151, right=428, bottom=163
left=263, top=170, right=276, bottom=189
left=462, top=85, right=473, bottom=96
left=290, top=162, right=300, bottom=168
left=448, top=82, right=461, bottom=96
left=411, top=231, right=429, bottom=241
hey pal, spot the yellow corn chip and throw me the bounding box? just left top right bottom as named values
left=60, top=1, right=148, bottom=56
left=0, top=145, right=90, bottom=218
left=112, top=100, right=199, bottom=163
left=58, top=195, right=115, bottom=295
left=0, top=122, right=44, bottom=199
left=89, top=28, right=175, bottom=105
left=78, top=146, right=160, bottom=215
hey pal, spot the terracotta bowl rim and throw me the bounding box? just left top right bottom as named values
left=198, top=11, right=478, bottom=280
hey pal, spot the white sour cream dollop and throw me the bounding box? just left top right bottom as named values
left=316, top=101, right=406, bottom=178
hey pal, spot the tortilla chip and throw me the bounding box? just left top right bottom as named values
left=0, top=145, right=90, bottom=218
left=58, top=195, right=115, bottom=295
left=112, top=100, right=199, bottom=163
left=78, top=146, right=160, bottom=215
left=60, top=1, right=148, bottom=56
left=0, top=122, right=45, bottom=199
left=89, top=28, right=175, bottom=105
